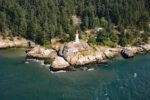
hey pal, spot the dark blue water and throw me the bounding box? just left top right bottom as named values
left=0, top=49, right=150, bottom=100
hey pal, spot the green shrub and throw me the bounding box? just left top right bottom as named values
left=44, top=42, right=52, bottom=49
left=44, top=58, right=54, bottom=64
left=88, top=37, right=96, bottom=45
left=103, top=39, right=117, bottom=48
left=80, top=33, right=87, bottom=41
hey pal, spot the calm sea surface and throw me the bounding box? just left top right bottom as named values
left=0, top=49, right=150, bottom=100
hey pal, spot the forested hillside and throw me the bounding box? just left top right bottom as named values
left=0, top=0, right=150, bottom=46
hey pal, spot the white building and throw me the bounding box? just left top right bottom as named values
left=75, top=30, right=80, bottom=43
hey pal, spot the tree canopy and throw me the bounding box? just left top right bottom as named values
left=0, top=0, right=150, bottom=45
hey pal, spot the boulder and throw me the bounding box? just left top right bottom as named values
left=51, top=56, right=70, bottom=70
left=121, top=49, right=134, bottom=58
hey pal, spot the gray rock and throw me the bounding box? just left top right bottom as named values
left=95, top=51, right=106, bottom=63
left=121, top=49, right=134, bottom=58
left=0, top=36, right=29, bottom=49
left=104, top=48, right=120, bottom=58
left=26, top=46, right=57, bottom=59
left=51, top=56, right=70, bottom=70
left=140, top=44, right=150, bottom=51
left=63, top=41, right=92, bottom=55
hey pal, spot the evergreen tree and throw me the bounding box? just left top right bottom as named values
left=0, top=0, right=149, bottom=45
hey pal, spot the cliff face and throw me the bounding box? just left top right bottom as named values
left=0, top=36, right=29, bottom=49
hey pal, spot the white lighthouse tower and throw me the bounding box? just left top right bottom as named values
left=75, top=30, right=80, bottom=43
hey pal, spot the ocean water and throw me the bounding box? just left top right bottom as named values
left=0, top=49, right=150, bottom=100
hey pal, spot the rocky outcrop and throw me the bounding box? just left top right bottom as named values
left=26, top=40, right=150, bottom=71
left=140, top=44, right=150, bottom=51
left=62, top=40, right=92, bottom=55
left=124, top=46, right=144, bottom=54
left=51, top=56, right=70, bottom=70
left=26, top=46, right=70, bottom=70
left=121, top=49, right=134, bottom=58
left=26, top=46, right=57, bottom=59
left=103, top=48, right=121, bottom=58
left=26, top=41, right=121, bottom=70
left=95, top=51, right=106, bottom=63
left=121, top=46, right=145, bottom=58
left=64, top=46, right=120, bottom=66
left=68, top=54, right=97, bottom=66
left=0, top=36, right=29, bottom=49
left=56, top=41, right=99, bottom=66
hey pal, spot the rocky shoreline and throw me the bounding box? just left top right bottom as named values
left=26, top=41, right=150, bottom=71
left=1, top=36, right=150, bottom=72
left=0, top=36, right=33, bottom=49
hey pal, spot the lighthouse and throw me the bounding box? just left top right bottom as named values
left=75, top=30, right=80, bottom=43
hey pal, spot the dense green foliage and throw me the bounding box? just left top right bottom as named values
left=0, top=0, right=150, bottom=46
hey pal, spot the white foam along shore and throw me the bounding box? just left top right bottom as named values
left=26, top=59, right=51, bottom=68
left=50, top=70, right=67, bottom=74
left=88, top=68, right=94, bottom=71
left=26, top=59, right=67, bottom=73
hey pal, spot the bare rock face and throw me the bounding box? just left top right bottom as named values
left=76, top=55, right=96, bottom=65
left=63, top=44, right=121, bottom=66
left=125, top=46, right=144, bottom=54
left=121, top=46, right=146, bottom=58
left=95, top=51, right=106, bottom=63
left=65, top=50, right=97, bottom=66
left=87, top=55, right=96, bottom=63
left=77, top=56, right=89, bottom=65
left=27, top=46, right=57, bottom=59
left=63, top=41, right=92, bottom=55
left=140, top=44, right=150, bottom=51
left=58, top=41, right=99, bottom=66
left=51, top=56, right=70, bottom=70
left=0, top=37, right=29, bottom=49
left=65, top=53, right=79, bottom=65
left=104, top=48, right=120, bottom=58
